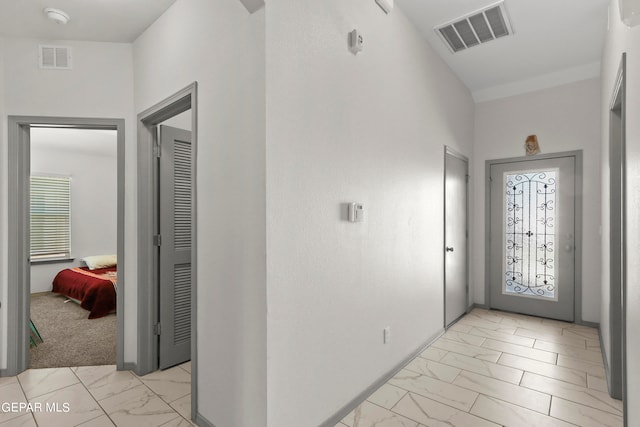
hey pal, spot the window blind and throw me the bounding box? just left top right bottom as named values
left=30, top=176, right=71, bottom=260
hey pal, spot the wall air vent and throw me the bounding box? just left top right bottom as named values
left=39, top=45, right=72, bottom=69
left=434, top=1, right=513, bottom=53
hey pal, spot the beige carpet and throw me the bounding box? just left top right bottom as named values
left=29, top=292, right=116, bottom=369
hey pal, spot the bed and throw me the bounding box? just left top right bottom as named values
left=52, top=266, right=117, bottom=319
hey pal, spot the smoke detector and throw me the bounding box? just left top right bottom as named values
left=435, top=1, right=513, bottom=53
left=44, top=8, right=71, bottom=25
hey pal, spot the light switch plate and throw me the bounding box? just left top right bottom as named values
left=349, top=29, right=364, bottom=54
left=348, top=203, right=364, bottom=222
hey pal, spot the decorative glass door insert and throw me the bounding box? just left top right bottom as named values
left=503, top=169, right=558, bottom=300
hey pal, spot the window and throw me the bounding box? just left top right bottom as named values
left=30, top=175, right=71, bottom=261
left=503, top=169, right=557, bottom=300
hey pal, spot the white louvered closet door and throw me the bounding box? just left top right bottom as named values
left=159, top=125, right=192, bottom=369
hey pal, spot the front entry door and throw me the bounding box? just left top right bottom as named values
left=158, top=125, right=192, bottom=369
left=489, top=156, right=576, bottom=321
left=445, top=149, right=468, bottom=327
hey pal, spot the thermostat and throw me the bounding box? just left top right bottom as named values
left=348, top=203, right=364, bottom=222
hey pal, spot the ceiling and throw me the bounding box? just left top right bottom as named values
left=0, top=0, right=177, bottom=43
left=396, top=0, right=610, bottom=101
left=31, top=128, right=117, bottom=158
left=0, top=0, right=609, bottom=101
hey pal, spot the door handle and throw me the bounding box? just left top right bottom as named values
left=446, top=247, right=454, bottom=252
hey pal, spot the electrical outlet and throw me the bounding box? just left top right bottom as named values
left=383, top=327, right=391, bottom=344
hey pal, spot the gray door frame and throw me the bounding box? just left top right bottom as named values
left=608, top=53, right=626, bottom=408
left=443, top=146, right=469, bottom=328
left=484, top=150, right=584, bottom=322
left=3, top=116, right=125, bottom=377
left=136, top=83, right=198, bottom=420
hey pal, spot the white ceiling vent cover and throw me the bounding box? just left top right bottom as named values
left=435, top=1, right=513, bottom=53
left=39, top=45, right=72, bottom=69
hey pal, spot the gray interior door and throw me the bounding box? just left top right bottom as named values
left=489, top=156, right=575, bottom=321
left=159, top=125, right=192, bottom=369
left=445, top=149, right=468, bottom=327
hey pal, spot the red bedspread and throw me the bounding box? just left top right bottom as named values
left=52, top=266, right=117, bottom=319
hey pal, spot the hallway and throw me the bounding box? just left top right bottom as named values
left=0, top=363, right=192, bottom=426
left=0, top=310, right=622, bottom=426
left=338, top=309, right=621, bottom=427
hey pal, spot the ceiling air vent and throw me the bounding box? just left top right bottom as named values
left=435, top=1, right=513, bottom=53
left=39, top=45, right=72, bottom=69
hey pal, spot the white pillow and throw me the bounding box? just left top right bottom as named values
left=83, top=254, right=117, bottom=270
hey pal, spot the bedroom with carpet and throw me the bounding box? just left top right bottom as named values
left=28, top=127, right=118, bottom=369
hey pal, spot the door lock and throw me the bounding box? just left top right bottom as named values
left=446, top=247, right=454, bottom=252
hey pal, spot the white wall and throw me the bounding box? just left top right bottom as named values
left=0, top=38, right=135, bottom=367
left=472, top=78, right=602, bottom=324
left=0, top=37, right=6, bottom=369
left=133, top=1, right=266, bottom=425
left=162, top=109, right=191, bottom=131
left=601, top=1, right=640, bottom=423
left=265, top=1, right=474, bottom=425
left=30, top=128, right=117, bottom=294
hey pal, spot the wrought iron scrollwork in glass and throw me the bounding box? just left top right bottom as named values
left=504, top=170, right=557, bottom=299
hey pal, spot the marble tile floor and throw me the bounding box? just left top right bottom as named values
left=0, top=309, right=623, bottom=427
left=337, top=309, right=623, bottom=427
left=0, top=361, right=193, bottom=427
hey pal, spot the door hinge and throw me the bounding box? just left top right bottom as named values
left=154, top=140, right=161, bottom=158
left=153, top=234, right=162, bottom=246
left=466, top=174, right=470, bottom=183
left=154, top=323, right=161, bottom=335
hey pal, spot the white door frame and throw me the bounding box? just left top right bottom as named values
left=484, top=150, right=585, bottom=323
left=3, top=116, right=126, bottom=376
left=136, top=83, right=198, bottom=420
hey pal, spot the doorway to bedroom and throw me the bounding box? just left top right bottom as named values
left=28, top=127, right=118, bottom=369
left=6, top=117, right=125, bottom=376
